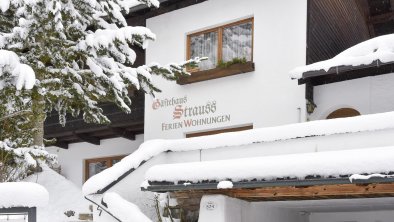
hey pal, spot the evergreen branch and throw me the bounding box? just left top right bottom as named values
left=0, top=110, right=32, bottom=122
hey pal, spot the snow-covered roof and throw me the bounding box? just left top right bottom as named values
left=290, top=34, right=394, bottom=79
left=83, top=111, right=394, bottom=195
left=0, top=182, right=48, bottom=208
left=143, top=146, right=394, bottom=185
left=103, top=192, right=152, bottom=222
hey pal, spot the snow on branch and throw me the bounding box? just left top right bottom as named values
left=0, top=141, right=57, bottom=182
left=78, top=27, right=156, bottom=54
left=0, top=50, right=35, bottom=90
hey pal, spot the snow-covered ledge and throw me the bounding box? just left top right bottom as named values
left=83, top=111, right=394, bottom=195
left=144, top=146, right=394, bottom=185
left=0, top=182, right=48, bottom=208
left=290, top=34, right=394, bottom=79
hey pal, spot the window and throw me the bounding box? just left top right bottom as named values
left=186, top=125, right=253, bottom=138
left=326, top=108, right=360, bottom=119
left=187, top=18, right=254, bottom=71
left=84, top=155, right=126, bottom=181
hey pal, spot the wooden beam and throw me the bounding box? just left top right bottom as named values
left=110, top=127, right=136, bottom=140
left=126, top=0, right=207, bottom=24
left=369, top=11, right=394, bottom=24
left=174, top=183, right=394, bottom=202
left=74, top=133, right=100, bottom=145
left=356, top=0, right=375, bottom=37
left=53, top=140, right=69, bottom=149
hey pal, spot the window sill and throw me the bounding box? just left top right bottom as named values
left=177, top=62, right=255, bottom=85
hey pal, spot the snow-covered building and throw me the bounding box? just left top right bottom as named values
left=46, top=0, right=394, bottom=221
left=0, top=182, right=48, bottom=222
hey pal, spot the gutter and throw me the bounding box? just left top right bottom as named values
left=142, top=176, right=394, bottom=192
left=298, top=60, right=394, bottom=84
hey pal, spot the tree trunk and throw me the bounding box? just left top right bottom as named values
left=32, top=96, right=46, bottom=146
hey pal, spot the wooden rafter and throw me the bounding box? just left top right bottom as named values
left=174, top=183, right=394, bottom=202
left=356, top=0, right=375, bottom=37
left=369, top=11, right=394, bottom=24
left=54, top=140, right=69, bottom=149
left=109, top=127, right=136, bottom=141
left=74, top=133, right=100, bottom=145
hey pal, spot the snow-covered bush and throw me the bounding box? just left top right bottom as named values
left=0, top=140, right=57, bottom=182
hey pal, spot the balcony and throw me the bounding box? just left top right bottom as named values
left=44, top=92, right=145, bottom=149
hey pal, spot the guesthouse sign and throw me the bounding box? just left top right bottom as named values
left=152, top=96, right=231, bottom=131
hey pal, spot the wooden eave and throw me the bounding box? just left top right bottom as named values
left=144, top=177, right=394, bottom=203
left=44, top=92, right=145, bottom=149
left=125, top=0, right=208, bottom=26
left=298, top=61, right=394, bottom=86
left=173, top=182, right=394, bottom=204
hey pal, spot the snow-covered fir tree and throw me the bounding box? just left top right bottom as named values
left=0, top=50, right=54, bottom=182
left=0, top=0, right=201, bottom=181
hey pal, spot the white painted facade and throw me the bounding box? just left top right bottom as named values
left=310, top=73, right=394, bottom=120
left=47, top=135, right=144, bottom=187
left=52, top=0, right=394, bottom=221
left=94, top=126, right=394, bottom=222
left=144, top=0, right=307, bottom=140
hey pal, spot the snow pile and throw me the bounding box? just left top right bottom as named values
left=83, top=111, right=394, bottom=195
left=349, top=173, right=393, bottom=182
left=290, top=34, right=394, bottom=79
left=0, top=50, right=35, bottom=90
left=103, top=192, right=152, bottom=222
left=144, top=146, right=394, bottom=184
left=24, top=165, right=90, bottom=222
left=217, top=181, right=233, bottom=189
left=0, top=182, right=48, bottom=208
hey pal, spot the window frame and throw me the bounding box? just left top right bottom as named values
left=186, top=17, right=254, bottom=70
left=84, top=155, right=126, bottom=181
left=186, top=125, right=253, bottom=138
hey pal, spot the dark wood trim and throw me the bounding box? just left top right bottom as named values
left=186, top=17, right=254, bottom=68
left=298, top=61, right=394, bottom=86
left=178, top=62, right=255, bottom=85
left=84, top=155, right=127, bottom=182
left=356, top=0, right=375, bottom=37
left=125, top=0, right=208, bottom=24
left=369, top=11, right=394, bottom=24
left=109, top=128, right=136, bottom=141
left=54, top=140, right=69, bottom=149
left=173, top=183, right=394, bottom=202
left=74, top=133, right=100, bottom=145
left=305, top=82, right=314, bottom=103
left=186, top=125, right=253, bottom=138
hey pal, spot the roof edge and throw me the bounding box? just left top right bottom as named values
left=143, top=176, right=394, bottom=193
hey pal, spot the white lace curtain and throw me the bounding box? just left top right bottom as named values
left=190, top=21, right=253, bottom=71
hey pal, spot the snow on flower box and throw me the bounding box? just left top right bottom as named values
left=177, top=61, right=255, bottom=85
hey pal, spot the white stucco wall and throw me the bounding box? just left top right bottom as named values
left=144, top=0, right=307, bottom=140
left=198, top=195, right=309, bottom=222
left=310, top=210, right=394, bottom=222
left=310, top=73, right=394, bottom=120
left=93, top=127, right=394, bottom=221
left=248, top=203, right=309, bottom=222
left=47, top=135, right=144, bottom=187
